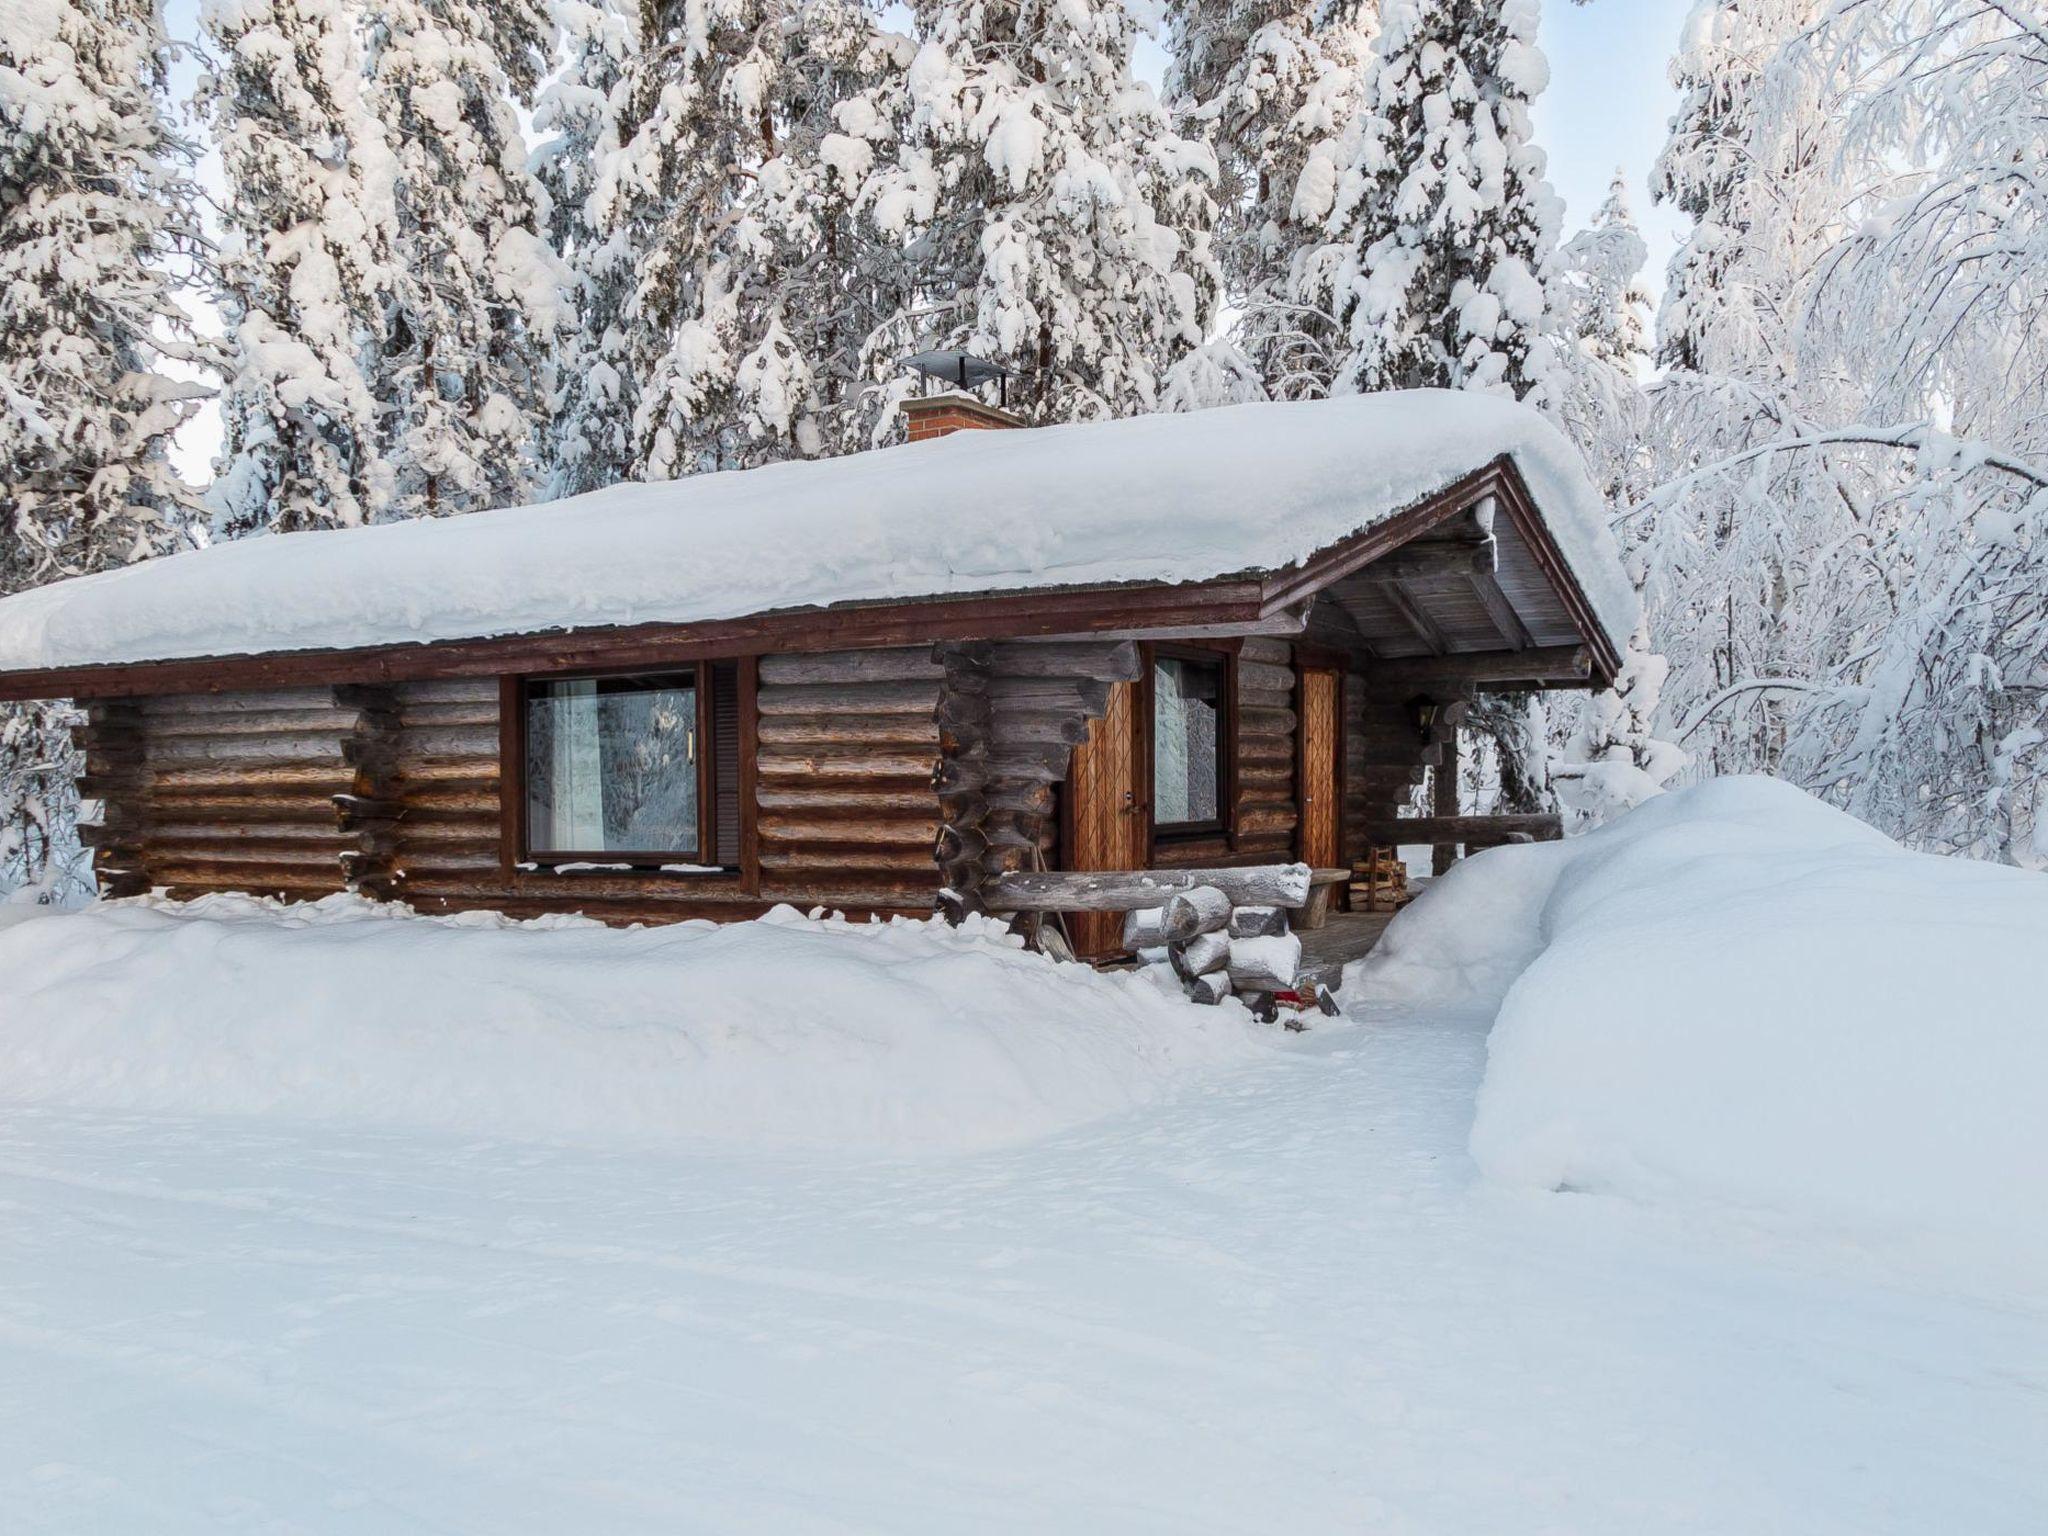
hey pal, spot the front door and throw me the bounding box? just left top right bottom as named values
left=1064, top=679, right=1146, bottom=956
left=1298, top=665, right=1343, bottom=871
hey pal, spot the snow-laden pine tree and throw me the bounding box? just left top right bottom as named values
left=531, top=0, right=635, bottom=493
left=1552, top=621, right=1687, bottom=830
left=864, top=0, right=1222, bottom=423
left=0, top=0, right=210, bottom=898
left=1550, top=169, right=1651, bottom=505
left=556, top=0, right=906, bottom=487
left=1163, top=0, right=1377, bottom=401
left=1296, top=0, right=1560, bottom=401
left=203, top=0, right=397, bottom=535
left=364, top=0, right=569, bottom=516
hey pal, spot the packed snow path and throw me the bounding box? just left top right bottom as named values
left=2, top=1005, right=2041, bottom=1534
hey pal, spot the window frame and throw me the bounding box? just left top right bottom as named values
left=502, top=660, right=755, bottom=881
left=1141, top=641, right=1237, bottom=845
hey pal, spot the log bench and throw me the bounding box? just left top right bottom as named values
left=1294, top=867, right=1352, bottom=931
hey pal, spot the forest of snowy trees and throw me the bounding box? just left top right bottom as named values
left=1, top=0, right=2043, bottom=897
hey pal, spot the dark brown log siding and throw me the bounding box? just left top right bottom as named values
left=82, top=649, right=949, bottom=925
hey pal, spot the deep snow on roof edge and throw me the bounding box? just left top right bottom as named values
left=0, top=391, right=1637, bottom=674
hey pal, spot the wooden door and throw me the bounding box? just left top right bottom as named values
left=1065, top=680, right=1146, bottom=956
left=1298, top=666, right=1343, bottom=871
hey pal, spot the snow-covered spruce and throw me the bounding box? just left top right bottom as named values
left=861, top=0, right=1222, bottom=425
left=1548, top=169, right=1652, bottom=509
left=558, top=0, right=906, bottom=488
left=0, top=0, right=210, bottom=899
left=530, top=0, right=635, bottom=494
left=202, top=0, right=397, bottom=534
left=1161, top=0, right=1377, bottom=404
left=1295, top=0, right=1560, bottom=402
left=362, top=0, right=567, bottom=517
left=1552, top=619, right=1686, bottom=831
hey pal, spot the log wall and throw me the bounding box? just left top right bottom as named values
left=78, top=647, right=951, bottom=924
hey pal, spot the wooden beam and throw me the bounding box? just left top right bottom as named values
left=984, top=864, right=1313, bottom=914
left=1378, top=581, right=1449, bottom=655
left=1364, top=538, right=1497, bottom=585
left=1366, top=645, right=1590, bottom=690
left=1467, top=568, right=1536, bottom=651
left=1359, top=813, right=1561, bottom=847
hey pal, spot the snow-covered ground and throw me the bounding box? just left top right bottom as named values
left=2, top=781, right=2044, bottom=1531
left=4, top=1008, right=2043, bottom=1533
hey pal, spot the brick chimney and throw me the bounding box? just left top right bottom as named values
left=902, top=392, right=1026, bottom=442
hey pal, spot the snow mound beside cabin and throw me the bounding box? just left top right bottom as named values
left=1346, top=777, right=2048, bottom=1266
left=0, top=898, right=1270, bottom=1155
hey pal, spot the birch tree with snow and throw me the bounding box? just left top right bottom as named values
left=1296, top=0, right=1561, bottom=402
left=0, top=0, right=210, bottom=897
left=363, top=0, right=569, bottom=516
left=1629, top=0, right=2048, bottom=864
left=203, top=0, right=397, bottom=534
left=864, top=0, right=1222, bottom=424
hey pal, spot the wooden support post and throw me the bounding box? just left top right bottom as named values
left=1432, top=727, right=1460, bottom=877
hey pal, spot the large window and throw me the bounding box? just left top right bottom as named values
left=522, top=667, right=738, bottom=869
left=1152, top=649, right=1227, bottom=833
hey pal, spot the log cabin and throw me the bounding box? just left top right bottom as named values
left=0, top=389, right=1635, bottom=959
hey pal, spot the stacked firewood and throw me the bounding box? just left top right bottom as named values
left=1121, top=888, right=1337, bottom=1021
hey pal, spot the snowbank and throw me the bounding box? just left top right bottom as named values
left=1347, top=777, right=2048, bottom=1265
left=0, top=391, right=1634, bottom=672
left=0, top=897, right=1268, bottom=1154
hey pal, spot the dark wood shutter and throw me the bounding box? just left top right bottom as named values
left=711, top=662, right=742, bottom=867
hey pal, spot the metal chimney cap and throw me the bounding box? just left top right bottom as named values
left=903, top=349, right=1010, bottom=389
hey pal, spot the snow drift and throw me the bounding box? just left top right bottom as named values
left=0, top=898, right=1268, bottom=1154
left=1348, top=777, right=2048, bottom=1266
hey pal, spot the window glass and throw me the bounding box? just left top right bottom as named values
left=1153, top=654, right=1222, bottom=826
left=525, top=673, right=698, bottom=856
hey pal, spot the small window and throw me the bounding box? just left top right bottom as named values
left=1152, top=651, right=1226, bottom=831
left=524, top=671, right=709, bottom=866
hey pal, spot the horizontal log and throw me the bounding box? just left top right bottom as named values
left=1159, top=886, right=1232, bottom=944
left=986, top=639, right=1142, bottom=680
left=1239, top=637, right=1292, bottom=666
left=137, top=688, right=335, bottom=715
left=1363, top=538, right=1497, bottom=583
left=756, top=680, right=938, bottom=717
left=758, top=649, right=942, bottom=686
left=984, top=863, right=1312, bottom=913
left=755, top=749, right=937, bottom=781
left=757, top=847, right=938, bottom=874
left=1189, top=971, right=1235, bottom=1006
left=1237, top=706, right=1297, bottom=739
left=391, top=677, right=498, bottom=705
left=1236, top=660, right=1294, bottom=695
left=393, top=701, right=499, bottom=729
left=755, top=786, right=941, bottom=815
left=139, top=706, right=366, bottom=738
left=144, top=734, right=354, bottom=766
left=757, top=717, right=938, bottom=748
left=756, top=815, right=939, bottom=846
left=1366, top=645, right=1591, bottom=690
left=1357, top=813, right=1562, bottom=846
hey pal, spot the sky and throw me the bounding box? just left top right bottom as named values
left=164, top=0, right=1698, bottom=485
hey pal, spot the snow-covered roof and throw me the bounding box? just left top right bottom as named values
left=0, top=391, right=1636, bottom=676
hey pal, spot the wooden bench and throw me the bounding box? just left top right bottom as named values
left=1293, top=867, right=1352, bottom=931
